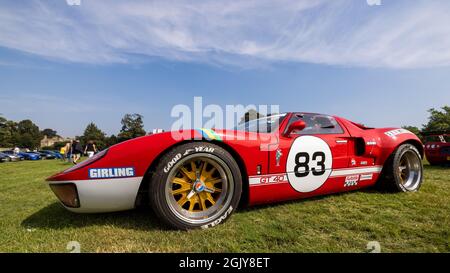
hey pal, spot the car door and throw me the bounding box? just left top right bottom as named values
left=268, top=113, right=350, bottom=195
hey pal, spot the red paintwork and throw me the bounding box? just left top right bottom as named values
left=423, top=134, right=450, bottom=165
left=47, top=113, right=423, bottom=207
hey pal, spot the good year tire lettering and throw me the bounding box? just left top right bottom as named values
left=163, top=153, right=182, bottom=173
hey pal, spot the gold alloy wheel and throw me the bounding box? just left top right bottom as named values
left=152, top=142, right=242, bottom=230
left=171, top=158, right=224, bottom=212
left=164, top=152, right=235, bottom=225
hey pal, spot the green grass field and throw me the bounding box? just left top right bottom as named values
left=0, top=159, right=449, bottom=253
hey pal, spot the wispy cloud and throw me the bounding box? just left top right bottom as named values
left=0, top=0, right=449, bottom=68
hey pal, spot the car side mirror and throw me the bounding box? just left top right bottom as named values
left=284, top=120, right=306, bottom=137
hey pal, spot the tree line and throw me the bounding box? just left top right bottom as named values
left=0, top=113, right=146, bottom=150
left=1, top=106, right=448, bottom=150
left=402, top=106, right=450, bottom=142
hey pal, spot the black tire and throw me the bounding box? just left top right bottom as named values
left=150, top=142, right=242, bottom=230
left=379, top=144, right=423, bottom=192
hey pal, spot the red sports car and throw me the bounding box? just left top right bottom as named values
left=423, top=131, right=450, bottom=166
left=47, top=113, right=424, bottom=230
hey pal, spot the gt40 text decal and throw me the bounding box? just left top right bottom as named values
left=89, top=167, right=135, bottom=179
left=249, top=174, right=288, bottom=186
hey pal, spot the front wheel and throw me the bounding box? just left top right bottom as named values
left=150, top=142, right=242, bottom=230
left=380, top=144, right=424, bottom=192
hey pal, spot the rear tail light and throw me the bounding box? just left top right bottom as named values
left=49, top=183, right=80, bottom=208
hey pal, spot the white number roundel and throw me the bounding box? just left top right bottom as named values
left=286, top=136, right=333, bottom=193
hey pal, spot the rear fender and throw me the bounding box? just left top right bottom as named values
left=376, top=128, right=423, bottom=164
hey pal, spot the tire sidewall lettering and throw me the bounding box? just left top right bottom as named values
left=163, top=146, right=216, bottom=173
left=163, top=153, right=182, bottom=173
left=200, top=206, right=233, bottom=229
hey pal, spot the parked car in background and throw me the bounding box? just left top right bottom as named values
left=423, top=131, right=450, bottom=166
left=33, top=151, right=54, bottom=160
left=0, top=151, right=24, bottom=161
left=50, top=150, right=64, bottom=159
left=39, top=150, right=62, bottom=159
left=2, top=150, right=40, bottom=161
left=0, top=152, right=12, bottom=162
left=54, top=150, right=64, bottom=159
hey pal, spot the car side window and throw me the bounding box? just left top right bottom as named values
left=288, top=113, right=344, bottom=135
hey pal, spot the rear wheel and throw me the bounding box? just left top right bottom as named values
left=150, top=142, right=242, bottom=230
left=380, top=144, right=423, bottom=192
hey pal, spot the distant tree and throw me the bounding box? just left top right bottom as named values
left=422, top=106, right=450, bottom=132
left=105, top=134, right=119, bottom=147
left=15, top=119, right=41, bottom=149
left=81, top=122, right=106, bottom=150
left=0, top=120, right=17, bottom=148
left=41, top=128, right=58, bottom=138
left=0, top=116, right=8, bottom=147
left=0, top=116, right=6, bottom=128
left=118, top=114, right=146, bottom=141
left=402, top=126, right=423, bottom=142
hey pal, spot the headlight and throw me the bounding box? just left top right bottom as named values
left=431, top=145, right=436, bottom=149
left=49, top=183, right=80, bottom=208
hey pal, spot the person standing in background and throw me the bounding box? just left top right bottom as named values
left=84, top=140, right=97, bottom=158
left=72, top=140, right=83, bottom=164
left=60, top=145, right=67, bottom=161
left=64, top=141, right=72, bottom=163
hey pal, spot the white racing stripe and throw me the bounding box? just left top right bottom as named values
left=329, top=166, right=383, bottom=177
left=249, top=166, right=383, bottom=186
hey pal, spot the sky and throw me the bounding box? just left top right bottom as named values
left=0, top=0, right=450, bottom=137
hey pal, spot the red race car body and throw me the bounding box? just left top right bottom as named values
left=47, top=112, right=424, bottom=229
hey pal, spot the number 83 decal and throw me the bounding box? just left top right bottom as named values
left=294, top=151, right=326, bottom=177
left=287, top=136, right=333, bottom=193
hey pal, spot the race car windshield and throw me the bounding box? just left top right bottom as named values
left=234, top=114, right=286, bottom=133
left=287, top=113, right=344, bottom=135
